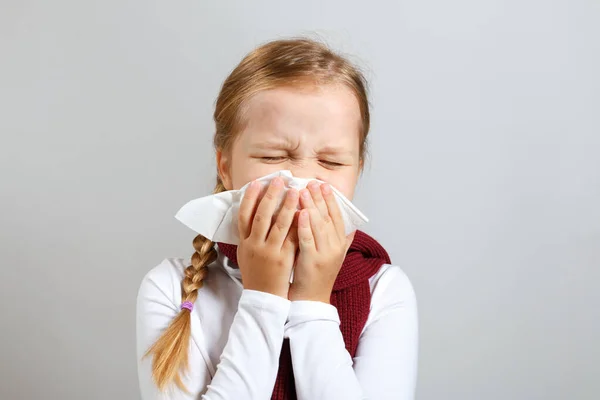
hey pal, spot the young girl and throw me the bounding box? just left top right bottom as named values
left=136, top=38, right=418, bottom=400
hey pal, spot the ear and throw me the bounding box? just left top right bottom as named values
left=216, top=149, right=233, bottom=190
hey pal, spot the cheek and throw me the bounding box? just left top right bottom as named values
left=331, top=182, right=355, bottom=200
left=230, top=162, right=284, bottom=190
left=322, top=174, right=357, bottom=201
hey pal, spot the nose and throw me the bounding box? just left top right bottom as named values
left=288, top=163, right=323, bottom=182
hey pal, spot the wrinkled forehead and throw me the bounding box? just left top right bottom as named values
left=237, top=85, right=362, bottom=151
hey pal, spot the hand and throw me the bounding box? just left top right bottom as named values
left=289, top=181, right=356, bottom=303
left=237, top=177, right=300, bottom=298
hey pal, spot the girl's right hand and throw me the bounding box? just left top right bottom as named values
left=236, top=177, right=299, bottom=298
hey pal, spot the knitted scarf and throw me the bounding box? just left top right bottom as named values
left=217, top=230, right=391, bottom=400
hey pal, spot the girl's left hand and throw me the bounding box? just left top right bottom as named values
left=289, top=181, right=356, bottom=303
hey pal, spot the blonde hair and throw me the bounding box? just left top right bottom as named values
left=145, top=37, right=372, bottom=391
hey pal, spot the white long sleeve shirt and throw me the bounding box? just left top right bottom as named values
left=136, top=249, right=418, bottom=400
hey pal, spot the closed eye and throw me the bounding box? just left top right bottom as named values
left=320, top=160, right=345, bottom=167
left=260, top=156, right=286, bottom=162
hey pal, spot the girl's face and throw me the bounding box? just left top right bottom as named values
left=217, top=84, right=363, bottom=200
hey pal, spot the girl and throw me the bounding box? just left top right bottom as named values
left=136, top=38, right=418, bottom=400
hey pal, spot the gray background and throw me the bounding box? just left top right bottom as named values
left=1, top=0, right=598, bottom=399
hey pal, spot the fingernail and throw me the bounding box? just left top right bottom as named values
left=301, top=189, right=310, bottom=199
left=250, top=180, right=258, bottom=189
left=321, top=183, right=331, bottom=194
left=272, top=177, right=282, bottom=187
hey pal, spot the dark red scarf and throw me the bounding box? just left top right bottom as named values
left=218, top=230, right=391, bottom=400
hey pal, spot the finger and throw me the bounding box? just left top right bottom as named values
left=309, top=181, right=338, bottom=244
left=282, top=211, right=300, bottom=252
left=297, top=209, right=316, bottom=252
left=268, top=188, right=299, bottom=247
left=307, top=181, right=329, bottom=218
left=251, top=177, right=285, bottom=240
left=237, top=180, right=260, bottom=239
left=300, top=188, right=328, bottom=249
left=321, top=183, right=345, bottom=239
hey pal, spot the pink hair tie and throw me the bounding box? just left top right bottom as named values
left=181, top=301, right=194, bottom=312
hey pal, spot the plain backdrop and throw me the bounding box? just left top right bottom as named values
left=1, top=1, right=598, bottom=399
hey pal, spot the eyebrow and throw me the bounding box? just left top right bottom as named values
left=318, top=146, right=353, bottom=155
left=249, top=142, right=353, bottom=156
left=250, top=141, right=292, bottom=150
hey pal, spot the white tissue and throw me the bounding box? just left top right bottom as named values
left=174, top=170, right=368, bottom=245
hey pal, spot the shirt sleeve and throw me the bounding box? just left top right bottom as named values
left=284, top=265, right=419, bottom=400
left=136, top=264, right=291, bottom=400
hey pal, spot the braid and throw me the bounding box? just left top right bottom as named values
left=181, top=235, right=217, bottom=305
left=144, top=177, right=226, bottom=392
